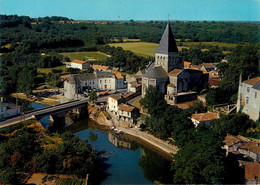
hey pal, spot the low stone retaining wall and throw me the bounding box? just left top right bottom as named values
left=118, top=127, right=178, bottom=154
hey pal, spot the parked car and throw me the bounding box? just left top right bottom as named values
left=102, top=91, right=109, bottom=95
left=111, top=90, right=118, bottom=94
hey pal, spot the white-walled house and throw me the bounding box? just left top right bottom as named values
left=64, top=71, right=127, bottom=100
left=67, top=60, right=90, bottom=70
left=118, top=103, right=140, bottom=123
left=108, top=94, right=124, bottom=115
left=237, top=77, right=260, bottom=121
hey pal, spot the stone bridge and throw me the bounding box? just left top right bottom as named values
left=0, top=99, right=89, bottom=128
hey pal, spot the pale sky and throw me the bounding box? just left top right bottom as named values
left=0, top=0, right=259, bottom=21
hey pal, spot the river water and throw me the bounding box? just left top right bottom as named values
left=21, top=101, right=173, bottom=184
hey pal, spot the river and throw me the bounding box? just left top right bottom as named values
left=18, top=100, right=173, bottom=184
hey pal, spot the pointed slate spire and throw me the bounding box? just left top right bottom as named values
left=156, top=22, right=178, bottom=54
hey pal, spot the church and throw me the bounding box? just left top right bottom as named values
left=142, top=22, right=208, bottom=104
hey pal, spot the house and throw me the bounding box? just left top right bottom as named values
left=96, top=71, right=126, bottom=91
left=238, top=161, right=260, bottom=184
left=141, top=22, right=208, bottom=105
left=118, top=103, right=140, bottom=123
left=223, top=134, right=250, bottom=155
left=199, top=63, right=217, bottom=72
left=238, top=141, right=260, bottom=162
left=0, top=99, right=21, bottom=121
left=92, top=64, right=111, bottom=71
left=237, top=77, right=260, bottom=121
left=111, top=70, right=126, bottom=89
left=191, top=112, right=219, bottom=127
left=127, top=81, right=141, bottom=94
left=107, top=94, right=124, bottom=114
left=67, top=60, right=90, bottom=70
left=64, top=71, right=127, bottom=99
left=64, top=74, right=97, bottom=99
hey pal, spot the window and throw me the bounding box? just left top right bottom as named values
left=105, top=80, right=107, bottom=83
left=256, top=92, right=257, bottom=99
left=247, top=87, right=250, bottom=93
left=128, top=112, right=129, bottom=116
left=246, top=97, right=249, bottom=104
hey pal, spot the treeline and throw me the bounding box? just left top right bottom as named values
left=181, top=45, right=225, bottom=64
left=140, top=86, right=257, bottom=183
left=1, top=15, right=259, bottom=48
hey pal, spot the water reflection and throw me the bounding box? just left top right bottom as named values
left=60, top=118, right=173, bottom=185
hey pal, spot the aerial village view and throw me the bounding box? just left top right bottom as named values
left=0, top=0, right=259, bottom=184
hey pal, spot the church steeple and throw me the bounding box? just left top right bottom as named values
left=156, top=22, right=178, bottom=54
left=155, top=22, right=183, bottom=73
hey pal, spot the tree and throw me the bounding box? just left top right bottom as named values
left=17, top=67, right=34, bottom=96
left=89, top=91, right=97, bottom=102
left=46, top=72, right=61, bottom=89
left=140, top=86, right=167, bottom=117
left=171, top=128, right=226, bottom=184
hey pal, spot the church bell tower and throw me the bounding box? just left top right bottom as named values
left=155, top=22, right=183, bottom=73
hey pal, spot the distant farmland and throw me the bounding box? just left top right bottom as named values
left=109, top=42, right=188, bottom=57
left=60, top=51, right=109, bottom=61
left=109, top=41, right=237, bottom=57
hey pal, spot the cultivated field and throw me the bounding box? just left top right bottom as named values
left=109, top=41, right=237, bottom=58
left=60, top=51, right=109, bottom=61
left=109, top=42, right=188, bottom=57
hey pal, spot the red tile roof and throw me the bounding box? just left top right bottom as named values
left=109, top=94, right=121, bottom=101
left=224, top=135, right=247, bottom=147
left=118, top=103, right=135, bottom=112
left=92, top=65, right=110, bottom=70
left=239, top=161, right=260, bottom=180
left=191, top=112, right=219, bottom=122
left=112, top=71, right=124, bottom=79
left=243, top=77, right=260, bottom=85
left=239, top=141, right=260, bottom=154
left=71, top=59, right=87, bottom=64
left=168, top=69, right=184, bottom=76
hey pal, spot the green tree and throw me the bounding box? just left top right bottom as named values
left=17, top=67, right=34, bottom=96
left=172, top=128, right=226, bottom=184
left=89, top=91, right=97, bottom=102
left=140, top=86, right=167, bottom=117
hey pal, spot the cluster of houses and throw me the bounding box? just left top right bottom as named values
left=63, top=22, right=260, bottom=124
left=224, top=134, right=260, bottom=183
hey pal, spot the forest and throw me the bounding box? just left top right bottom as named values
left=0, top=14, right=259, bottom=97
left=1, top=15, right=259, bottom=48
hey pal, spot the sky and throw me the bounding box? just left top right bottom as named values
left=0, top=0, right=260, bottom=21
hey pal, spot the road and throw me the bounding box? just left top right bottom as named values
left=0, top=91, right=118, bottom=129
left=0, top=99, right=88, bottom=129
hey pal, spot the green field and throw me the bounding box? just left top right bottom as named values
left=60, top=51, right=109, bottom=61
left=109, top=41, right=237, bottom=58
left=37, top=65, right=66, bottom=74
left=109, top=42, right=189, bottom=57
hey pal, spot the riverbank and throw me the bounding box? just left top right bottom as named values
left=88, top=105, right=178, bottom=156
left=10, top=93, right=60, bottom=106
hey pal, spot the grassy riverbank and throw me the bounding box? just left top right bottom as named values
left=9, top=93, right=60, bottom=106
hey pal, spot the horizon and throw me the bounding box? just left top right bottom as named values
left=0, top=0, right=260, bottom=22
